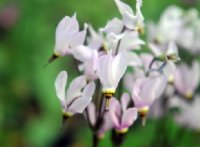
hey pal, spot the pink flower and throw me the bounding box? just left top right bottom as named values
left=55, top=71, right=95, bottom=117
left=109, top=94, right=138, bottom=133
left=170, top=95, right=200, bottom=130
left=174, top=61, right=200, bottom=99
left=131, top=75, right=167, bottom=116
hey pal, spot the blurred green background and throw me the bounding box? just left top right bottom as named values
left=1, top=0, right=200, bottom=147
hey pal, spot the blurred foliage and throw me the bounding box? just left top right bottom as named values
left=0, top=0, right=200, bottom=147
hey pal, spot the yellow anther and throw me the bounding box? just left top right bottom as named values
left=63, top=111, right=73, bottom=119
left=102, top=88, right=115, bottom=94
left=115, top=128, right=129, bottom=134
left=135, top=24, right=145, bottom=35
left=103, top=90, right=115, bottom=110
left=168, top=75, right=174, bottom=84
left=138, top=106, right=149, bottom=116
left=185, top=91, right=193, bottom=99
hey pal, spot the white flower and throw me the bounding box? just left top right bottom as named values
left=149, top=41, right=180, bottom=62
left=114, top=0, right=144, bottom=31
left=54, top=14, right=87, bottom=57
left=96, top=50, right=128, bottom=94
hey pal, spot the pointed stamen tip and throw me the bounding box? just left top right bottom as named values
left=105, top=97, right=111, bottom=110
left=138, top=107, right=149, bottom=127
left=141, top=116, right=146, bottom=127
left=103, top=91, right=114, bottom=109
left=48, top=54, right=59, bottom=63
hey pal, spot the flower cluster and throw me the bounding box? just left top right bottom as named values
left=49, top=1, right=200, bottom=146
left=146, top=5, right=200, bottom=131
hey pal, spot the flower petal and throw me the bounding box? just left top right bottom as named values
left=112, top=51, right=128, bottom=89
left=86, top=102, right=96, bottom=126
left=114, top=0, right=134, bottom=17
left=122, top=108, right=138, bottom=127
left=71, top=45, right=94, bottom=62
left=82, top=81, right=96, bottom=97
left=96, top=53, right=113, bottom=90
left=55, top=71, right=68, bottom=109
left=121, top=93, right=130, bottom=112
left=66, top=75, right=86, bottom=105
left=127, top=51, right=143, bottom=67
left=109, top=97, right=121, bottom=127
left=100, top=17, right=124, bottom=34
left=68, top=96, right=92, bottom=114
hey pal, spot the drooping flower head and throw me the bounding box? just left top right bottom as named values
left=109, top=94, right=138, bottom=133
left=96, top=50, right=128, bottom=96
left=170, top=95, right=200, bottom=130
left=174, top=61, right=200, bottom=99
left=48, top=14, right=87, bottom=63
left=114, top=0, right=144, bottom=33
left=131, top=75, right=167, bottom=119
left=55, top=71, right=95, bottom=118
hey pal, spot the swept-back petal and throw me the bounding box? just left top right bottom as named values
left=191, top=61, right=200, bottom=90
left=109, top=97, right=121, bottom=127
left=96, top=53, right=113, bottom=90
left=86, top=102, right=96, bottom=126
left=66, top=75, right=86, bottom=105
left=68, top=96, right=92, bottom=114
left=55, top=71, right=68, bottom=109
left=112, top=51, right=128, bottom=89
left=121, top=93, right=130, bottom=112
left=70, top=28, right=87, bottom=47
left=121, top=108, right=138, bottom=127
left=71, top=45, right=94, bottom=62
left=100, top=17, right=124, bottom=34
left=166, top=41, right=179, bottom=57
left=82, top=81, right=96, bottom=97
left=114, top=0, right=134, bottom=16
left=127, top=51, right=142, bottom=67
